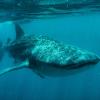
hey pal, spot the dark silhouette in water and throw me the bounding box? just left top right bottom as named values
left=0, top=24, right=99, bottom=78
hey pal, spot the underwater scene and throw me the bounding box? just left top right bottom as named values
left=0, top=0, right=100, bottom=100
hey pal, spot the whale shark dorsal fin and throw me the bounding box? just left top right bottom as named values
left=0, top=60, right=29, bottom=77
left=15, top=23, right=25, bottom=40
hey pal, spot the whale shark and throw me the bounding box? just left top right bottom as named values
left=0, top=24, right=99, bottom=78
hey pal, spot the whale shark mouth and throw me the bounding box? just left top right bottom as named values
left=64, top=59, right=100, bottom=70
left=48, top=56, right=100, bottom=70
left=52, top=52, right=100, bottom=70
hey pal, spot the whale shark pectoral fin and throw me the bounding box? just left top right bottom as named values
left=37, top=73, right=45, bottom=79
left=14, top=23, right=25, bottom=40
left=0, top=60, right=29, bottom=77
left=34, top=71, right=45, bottom=79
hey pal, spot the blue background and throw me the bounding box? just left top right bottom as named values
left=0, top=13, right=100, bottom=100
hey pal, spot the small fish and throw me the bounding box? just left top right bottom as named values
left=0, top=24, right=100, bottom=78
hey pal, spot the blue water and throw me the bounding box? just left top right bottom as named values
left=0, top=13, right=100, bottom=100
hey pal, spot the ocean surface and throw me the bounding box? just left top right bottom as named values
left=0, top=1, right=100, bottom=100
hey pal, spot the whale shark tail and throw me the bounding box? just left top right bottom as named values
left=0, top=60, right=29, bottom=77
